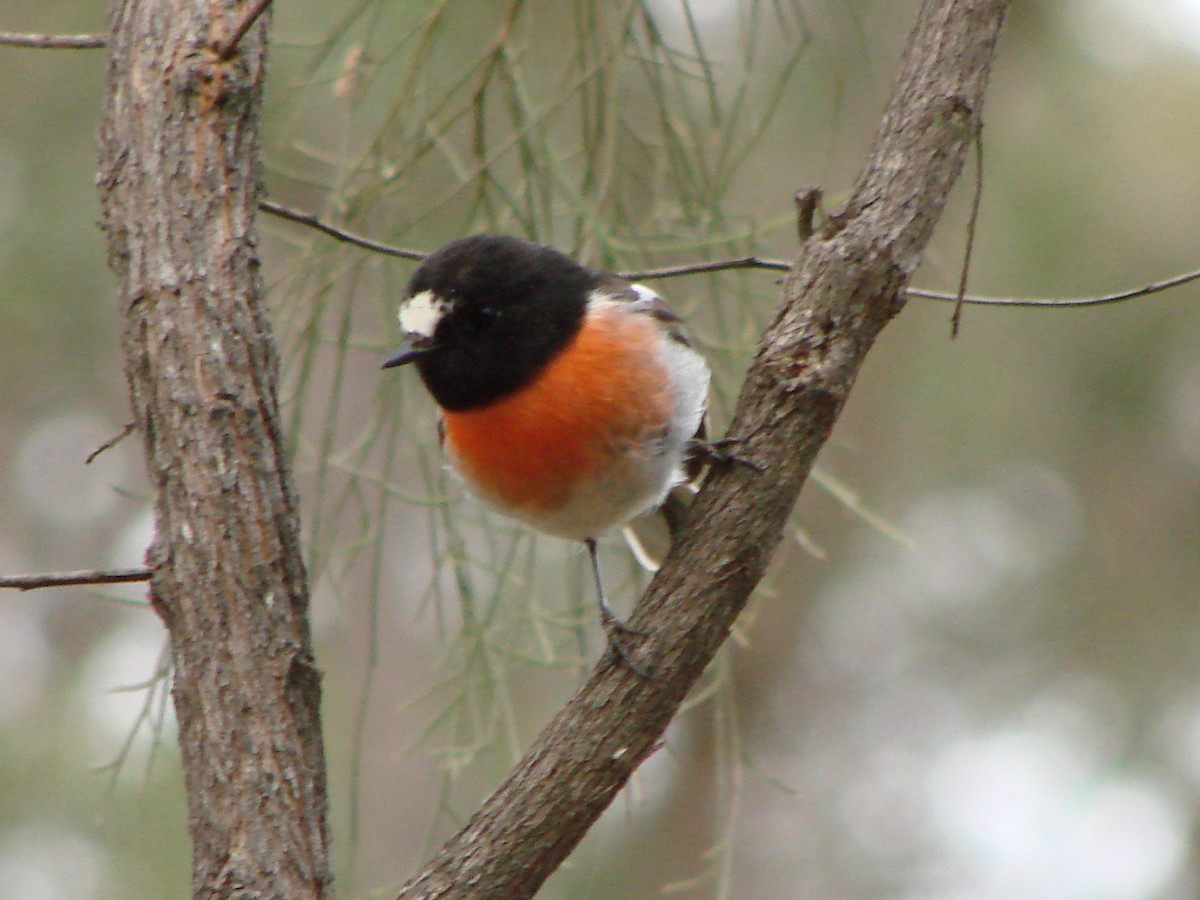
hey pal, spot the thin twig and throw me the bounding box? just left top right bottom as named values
left=259, top=199, right=427, bottom=260
left=619, top=256, right=791, bottom=280
left=216, top=0, right=273, bottom=60
left=908, top=267, right=1200, bottom=307
left=951, top=122, right=985, bottom=336
left=0, top=32, right=106, bottom=49
left=0, top=567, right=152, bottom=591
left=260, top=198, right=1200, bottom=307
left=86, top=420, right=137, bottom=465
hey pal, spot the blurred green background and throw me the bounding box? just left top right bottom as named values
left=3, top=1, right=1200, bottom=898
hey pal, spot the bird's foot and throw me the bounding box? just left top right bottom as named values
left=688, top=436, right=763, bottom=473
left=599, top=607, right=653, bottom=678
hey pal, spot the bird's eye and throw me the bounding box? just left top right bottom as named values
left=456, top=305, right=499, bottom=339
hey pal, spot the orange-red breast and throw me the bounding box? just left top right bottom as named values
left=384, top=234, right=710, bottom=671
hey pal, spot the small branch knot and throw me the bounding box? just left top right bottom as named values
left=795, top=187, right=824, bottom=243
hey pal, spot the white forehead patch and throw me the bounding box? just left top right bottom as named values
left=398, top=289, right=451, bottom=339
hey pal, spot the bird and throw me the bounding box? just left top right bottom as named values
left=383, top=233, right=711, bottom=673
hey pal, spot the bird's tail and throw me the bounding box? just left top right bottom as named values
left=621, top=481, right=697, bottom=571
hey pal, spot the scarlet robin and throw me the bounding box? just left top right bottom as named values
left=384, top=234, right=711, bottom=672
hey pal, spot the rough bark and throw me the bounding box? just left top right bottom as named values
left=396, top=0, right=1010, bottom=896
left=96, top=2, right=331, bottom=898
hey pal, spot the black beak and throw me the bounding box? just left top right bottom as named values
left=382, top=339, right=432, bottom=369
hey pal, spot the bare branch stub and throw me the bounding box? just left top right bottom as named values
left=795, top=187, right=823, bottom=242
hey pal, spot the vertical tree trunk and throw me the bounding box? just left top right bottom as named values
left=96, top=2, right=331, bottom=897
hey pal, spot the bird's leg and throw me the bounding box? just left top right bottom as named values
left=585, top=537, right=651, bottom=677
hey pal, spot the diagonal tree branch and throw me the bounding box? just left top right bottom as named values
left=395, top=0, right=1011, bottom=896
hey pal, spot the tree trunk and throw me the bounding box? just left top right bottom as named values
left=96, top=2, right=331, bottom=897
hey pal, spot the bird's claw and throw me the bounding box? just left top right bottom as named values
left=689, top=436, right=764, bottom=473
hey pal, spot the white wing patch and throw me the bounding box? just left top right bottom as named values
left=398, top=289, right=451, bottom=339
left=630, top=283, right=661, bottom=304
